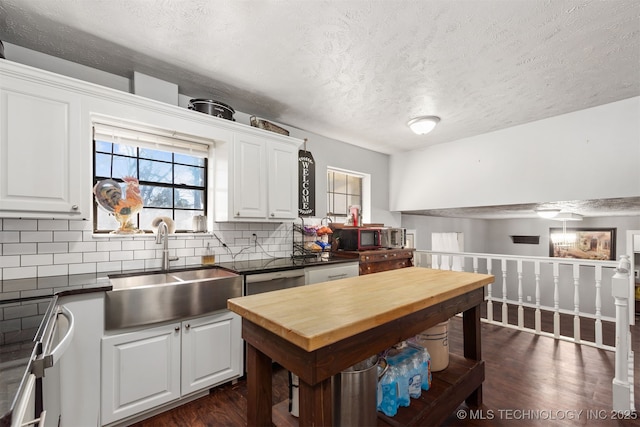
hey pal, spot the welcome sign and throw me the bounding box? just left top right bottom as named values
left=298, top=150, right=315, bottom=216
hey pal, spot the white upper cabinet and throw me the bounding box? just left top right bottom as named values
left=0, top=68, right=87, bottom=219
left=216, top=130, right=301, bottom=222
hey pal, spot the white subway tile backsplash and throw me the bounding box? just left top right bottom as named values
left=21, top=232, right=53, bottom=243
left=69, top=263, right=96, bottom=275
left=176, top=248, right=194, bottom=257
left=21, top=254, right=54, bottom=267
left=185, top=239, right=204, bottom=248
left=133, top=250, right=156, bottom=260
left=1, top=219, right=294, bottom=287
left=0, top=232, right=21, bottom=243
left=0, top=256, right=20, bottom=268
left=97, top=261, right=122, bottom=273
left=69, top=220, right=92, bottom=231
left=54, top=253, right=83, bottom=265
left=3, top=219, right=38, bottom=231
left=121, top=260, right=145, bottom=271
left=3, top=267, right=38, bottom=281
left=37, top=267, right=69, bottom=284
left=38, top=220, right=70, bottom=231
left=39, top=242, right=69, bottom=254
left=69, top=241, right=97, bottom=253
left=3, top=244, right=37, bottom=256
left=168, top=240, right=186, bottom=249
left=109, top=251, right=133, bottom=261
left=83, top=252, right=110, bottom=263
left=97, top=241, right=122, bottom=252
left=53, top=231, right=84, bottom=242
left=121, top=241, right=145, bottom=251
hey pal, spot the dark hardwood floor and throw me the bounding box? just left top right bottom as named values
left=131, top=306, right=640, bottom=427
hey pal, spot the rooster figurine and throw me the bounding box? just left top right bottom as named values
left=93, top=176, right=144, bottom=234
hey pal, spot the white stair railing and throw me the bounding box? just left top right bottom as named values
left=415, top=250, right=619, bottom=350
left=415, top=250, right=634, bottom=412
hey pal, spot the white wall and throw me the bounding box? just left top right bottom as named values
left=391, top=97, right=640, bottom=212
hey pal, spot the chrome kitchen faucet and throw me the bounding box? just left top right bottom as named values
left=156, top=220, right=179, bottom=270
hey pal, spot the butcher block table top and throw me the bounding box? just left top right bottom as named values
left=227, top=266, right=494, bottom=352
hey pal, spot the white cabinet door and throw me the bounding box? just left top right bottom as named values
left=268, top=140, right=298, bottom=220
left=233, top=133, right=267, bottom=219
left=0, top=73, right=86, bottom=219
left=216, top=129, right=302, bottom=222
left=101, top=323, right=181, bottom=425
left=305, top=262, right=360, bottom=285
left=181, top=311, right=243, bottom=395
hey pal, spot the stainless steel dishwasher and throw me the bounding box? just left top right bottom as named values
left=244, top=269, right=305, bottom=296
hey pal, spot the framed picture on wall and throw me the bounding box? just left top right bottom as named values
left=549, top=227, right=616, bottom=260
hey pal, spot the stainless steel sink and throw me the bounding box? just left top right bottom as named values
left=105, top=268, right=242, bottom=330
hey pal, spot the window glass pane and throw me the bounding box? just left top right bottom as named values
left=175, top=188, right=204, bottom=209
left=113, top=143, right=137, bottom=156
left=175, top=210, right=204, bottom=231
left=139, top=208, right=172, bottom=231
left=96, top=209, right=121, bottom=231
left=95, top=140, right=112, bottom=153
left=333, top=193, right=347, bottom=215
left=334, top=172, right=347, bottom=193
left=112, top=156, right=138, bottom=179
left=348, top=175, right=361, bottom=195
left=140, top=185, right=173, bottom=208
left=174, top=164, right=204, bottom=187
left=140, top=159, right=172, bottom=183
left=95, top=153, right=113, bottom=177
left=175, top=153, right=204, bottom=167
left=348, top=195, right=361, bottom=208
left=139, top=148, right=173, bottom=162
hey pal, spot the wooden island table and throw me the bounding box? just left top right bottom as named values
left=227, top=266, right=494, bottom=427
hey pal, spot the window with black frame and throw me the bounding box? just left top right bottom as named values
left=326, top=168, right=363, bottom=223
left=93, top=123, right=209, bottom=233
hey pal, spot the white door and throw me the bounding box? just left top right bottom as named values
left=0, top=76, right=85, bottom=218
left=181, top=312, right=243, bottom=395
left=268, top=140, right=298, bottom=220
left=101, top=323, right=181, bottom=425
left=233, top=133, right=267, bottom=218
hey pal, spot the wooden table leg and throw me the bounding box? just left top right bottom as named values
left=246, top=342, right=273, bottom=427
left=298, top=377, right=332, bottom=427
left=463, top=303, right=483, bottom=407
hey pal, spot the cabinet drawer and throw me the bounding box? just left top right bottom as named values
left=359, top=250, right=413, bottom=263
left=305, top=262, right=360, bottom=284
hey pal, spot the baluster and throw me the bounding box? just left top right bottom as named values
left=534, top=261, right=541, bottom=334
left=487, top=258, right=493, bottom=322
left=431, top=253, right=439, bottom=269
left=517, top=260, right=524, bottom=329
left=472, top=257, right=479, bottom=274
left=553, top=262, right=560, bottom=338
left=595, top=265, right=603, bottom=347
left=501, top=258, right=508, bottom=326
left=573, top=264, right=581, bottom=343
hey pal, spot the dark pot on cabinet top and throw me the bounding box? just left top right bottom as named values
left=188, top=99, right=235, bottom=121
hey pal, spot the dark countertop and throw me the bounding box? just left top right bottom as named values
left=0, top=256, right=359, bottom=423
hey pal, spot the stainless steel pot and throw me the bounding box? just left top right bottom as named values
left=188, top=99, right=235, bottom=121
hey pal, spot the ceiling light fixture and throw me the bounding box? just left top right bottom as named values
left=408, top=116, right=440, bottom=135
left=535, top=208, right=561, bottom=219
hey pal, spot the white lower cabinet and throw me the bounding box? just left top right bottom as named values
left=304, top=262, right=360, bottom=285
left=101, top=311, right=242, bottom=425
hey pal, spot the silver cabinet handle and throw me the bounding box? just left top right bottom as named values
left=185, top=324, right=191, bottom=330
left=174, top=326, right=180, bottom=332
left=270, top=213, right=275, bottom=217
left=71, top=205, right=79, bottom=210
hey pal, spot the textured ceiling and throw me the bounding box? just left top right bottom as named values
left=0, top=0, right=638, bottom=219
left=0, top=0, right=638, bottom=156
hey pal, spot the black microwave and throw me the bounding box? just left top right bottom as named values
left=338, top=228, right=382, bottom=251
